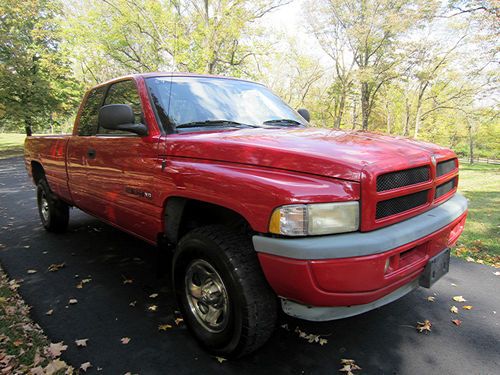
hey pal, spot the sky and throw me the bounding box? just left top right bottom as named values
left=259, top=0, right=332, bottom=64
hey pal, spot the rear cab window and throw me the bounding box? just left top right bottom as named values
left=77, top=86, right=106, bottom=136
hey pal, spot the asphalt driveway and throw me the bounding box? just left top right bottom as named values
left=0, top=157, right=499, bottom=374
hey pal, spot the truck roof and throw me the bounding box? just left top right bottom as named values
left=91, top=72, right=260, bottom=90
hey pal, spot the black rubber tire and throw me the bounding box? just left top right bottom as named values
left=173, top=225, right=277, bottom=358
left=37, top=179, right=69, bottom=233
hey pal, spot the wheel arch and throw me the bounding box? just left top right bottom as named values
left=163, top=196, right=254, bottom=245
left=31, top=161, right=45, bottom=185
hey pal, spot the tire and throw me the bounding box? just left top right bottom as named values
left=37, top=179, right=69, bottom=232
left=173, top=225, right=277, bottom=357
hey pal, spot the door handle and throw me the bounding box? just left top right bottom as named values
left=87, top=148, right=96, bottom=159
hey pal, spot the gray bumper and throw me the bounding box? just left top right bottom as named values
left=282, top=279, right=419, bottom=321
left=253, top=193, right=467, bottom=260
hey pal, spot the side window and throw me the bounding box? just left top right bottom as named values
left=77, top=87, right=106, bottom=136
left=99, top=80, right=143, bottom=135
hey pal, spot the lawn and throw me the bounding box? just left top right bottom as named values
left=0, top=133, right=25, bottom=159
left=455, top=162, right=500, bottom=266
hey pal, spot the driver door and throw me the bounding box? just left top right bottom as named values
left=87, top=79, right=162, bottom=242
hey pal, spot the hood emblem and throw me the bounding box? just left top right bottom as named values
left=431, top=155, right=437, bottom=166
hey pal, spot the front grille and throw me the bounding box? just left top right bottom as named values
left=376, top=190, right=429, bottom=219
left=377, top=166, right=430, bottom=192
left=435, top=178, right=456, bottom=199
left=437, top=159, right=456, bottom=176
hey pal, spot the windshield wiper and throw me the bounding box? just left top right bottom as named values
left=176, top=120, right=258, bottom=129
left=263, top=119, right=303, bottom=126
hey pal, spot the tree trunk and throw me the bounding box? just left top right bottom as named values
left=360, top=82, right=369, bottom=130
left=468, top=120, right=474, bottom=164
left=352, top=99, right=357, bottom=130
left=334, top=94, right=346, bottom=129
left=403, top=97, right=410, bottom=136
left=413, top=104, right=422, bottom=139
left=413, top=83, right=427, bottom=139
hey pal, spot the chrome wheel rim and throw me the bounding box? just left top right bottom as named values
left=40, top=193, right=50, bottom=222
left=185, top=259, right=229, bottom=333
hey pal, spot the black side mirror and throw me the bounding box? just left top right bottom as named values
left=297, top=108, right=310, bottom=122
left=98, top=104, right=148, bottom=136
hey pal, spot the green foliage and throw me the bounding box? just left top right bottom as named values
left=0, top=0, right=82, bottom=133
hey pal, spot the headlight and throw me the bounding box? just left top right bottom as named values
left=269, top=202, right=359, bottom=236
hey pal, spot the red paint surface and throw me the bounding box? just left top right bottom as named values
left=258, top=211, right=467, bottom=306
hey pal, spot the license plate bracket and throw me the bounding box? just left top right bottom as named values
left=419, top=248, right=450, bottom=288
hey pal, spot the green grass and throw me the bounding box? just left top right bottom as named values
left=0, top=133, right=25, bottom=159
left=456, top=162, right=500, bottom=266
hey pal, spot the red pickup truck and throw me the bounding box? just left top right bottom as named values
left=24, top=73, right=468, bottom=357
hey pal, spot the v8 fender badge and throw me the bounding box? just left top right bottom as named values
left=125, top=187, right=152, bottom=199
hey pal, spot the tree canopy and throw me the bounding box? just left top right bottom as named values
left=0, top=0, right=498, bottom=159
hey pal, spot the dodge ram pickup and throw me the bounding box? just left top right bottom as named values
left=24, top=73, right=468, bottom=357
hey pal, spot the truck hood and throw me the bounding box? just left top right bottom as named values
left=165, top=128, right=455, bottom=181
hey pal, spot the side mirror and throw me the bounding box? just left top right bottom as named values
left=297, top=108, right=310, bottom=122
left=98, top=104, right=148, bottom=136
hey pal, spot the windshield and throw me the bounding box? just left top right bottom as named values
left=146, top=76, right=307, bottom=132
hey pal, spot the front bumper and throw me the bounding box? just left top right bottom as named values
left=253, top=193, right=468, bottom=320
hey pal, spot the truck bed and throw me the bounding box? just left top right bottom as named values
left=24, top=135, right=73, bottom=204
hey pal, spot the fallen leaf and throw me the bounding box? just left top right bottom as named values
left=68, top=298, right=78, bottom=305
left=27, top=269, right=37, bottom=274
left=24, top=245, right=31, bottom=248
left=416, top=320, right=432, bottom=333
left=75, top=339, right=88, bottom=347
left=339, top=359, right=361, bottom=374
left=46, top=342, right=68, bottom=358
left=450, top=306, right=459, bottom=314
left=452, top=319, right=462, bottom=326
left=463, top=305, right=473, bottom=310
left=123, top=278, right=133, bottom=285
left=466, top=256, right=474, bottom=262
left=121, top=337, right=131, bottom=344
left=43, top=359, right=67, bottom=375
left=215, top=356, right=227, bottom=364
left=13, top=339, right=23, bottom=347
left=48, top=263, right=65, bottom=272
left=82, top=278, right=92, bottom=284
left=452, top=296, right=467, bottom=302
left=280, top=323, right=290, bottom=331
left=493, top=271, right=500, bottom=276
left=175, top=317, right=183, bottom=325
left=148, top=305, right=158, bottom=312
left=46, top=309, right=54, bottom=316
left=294, top=327, right=328, bottom=344
left=76, top=282, right=83, bottom=289
left=158, top=324, right=172, bottom=331
left=80, top=362, right=92, bottom=372
left=427, top=296, right=435, bottom=302
left=149, top=293, right=159, bottom=299
left=451, top=283, right=457, bottom=287
left=129, top=301, right=137, bottom=307
left=30, top=366, right=45, bottom=375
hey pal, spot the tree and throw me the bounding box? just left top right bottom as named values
left=0, top=0, right=81, bottom=133
left=64, top=0, right=290, bottom=83
left=309, top=0, right=439, bottom=130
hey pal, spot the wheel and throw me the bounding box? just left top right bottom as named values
left=173, top=225, right=277, bottom=357
left=37, top=179, right=69, bottom=232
